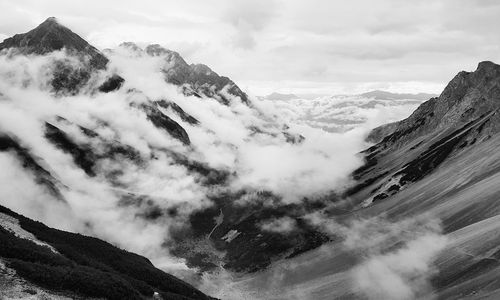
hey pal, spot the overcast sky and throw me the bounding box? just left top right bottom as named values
left=1, top=0, right=499, bottom=96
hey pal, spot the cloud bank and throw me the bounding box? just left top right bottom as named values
left=0, top=48, right=368, bottom=275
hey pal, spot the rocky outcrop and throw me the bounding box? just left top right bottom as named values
left=0, top=134, right=63, bottom=200
left=137, top=102, right=191, bottom=145
left=365, top=121, right=399, bottom=143
left=156, top=100, right=200, bottom=125
left=98, top=74, right=125, bottom=93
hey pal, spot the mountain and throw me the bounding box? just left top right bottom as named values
left=0, top=18, right=247, bottom=104
left=0, top=17, right=108, bottom=69
left=0, top=205, right=214, bottom=300
left=264, top=92, right=299, bottom=101
left=0, top=17, right=112, bottom=94
left=360, top=90, right=438, bottom=101
left=119, top=42, right=249, bottom=105
left=343, top=61, right=500, bottom=298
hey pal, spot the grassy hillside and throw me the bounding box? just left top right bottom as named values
left=0, top=205, right=215, bottom=300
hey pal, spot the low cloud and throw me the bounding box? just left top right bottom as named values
left=199, top=214, right=448, bottom=300
left=0, top=48, right=366, bottom=275
left=306, top=213, right=448, bottom=299
left=352, top=233, right=447, bottom=300
left=259, top=216, right=297, bottom=233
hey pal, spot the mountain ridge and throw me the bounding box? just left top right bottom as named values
left=366, top=61, right=500, bottom=145
left=120, top=42, right=249, bottom=105
left=0, top=18, right=249, bottom=105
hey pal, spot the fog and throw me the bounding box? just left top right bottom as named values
left=0, top=48, right=368, bottom=270
left=201, top=214, right=448, bottom=300
left=0, top=47, right=440, bottom=299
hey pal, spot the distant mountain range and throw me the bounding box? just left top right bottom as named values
left=264, top=90, right=437, bottom=101
left=360, top=90, right=438, bottom=101
left=264, top=92, right=300, bottom=101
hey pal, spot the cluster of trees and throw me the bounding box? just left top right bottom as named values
left=0, top=205, right=213, bottom=300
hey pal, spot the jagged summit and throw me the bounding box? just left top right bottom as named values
left=0, top=17, right=108, bottom=69
left=119, top=41, right=143, bottom=53
left=119, top=42, right=249, bottom=104
left=477, top=60, right=498, bottom=71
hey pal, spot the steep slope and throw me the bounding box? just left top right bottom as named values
left=344, top=61, right=500, bottom=298
left=0, top=205, right=215, bottom=300
left=365, top=61, right=500, bottom=145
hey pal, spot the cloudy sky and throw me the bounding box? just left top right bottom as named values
left=1, top=0, right=499, bottom=96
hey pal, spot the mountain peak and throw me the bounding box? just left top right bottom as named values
left=0, top=17, right=108, bottom=69
left=40, top=16, right=60, bottom=26
left=477, top=60, right=498, bottom=71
